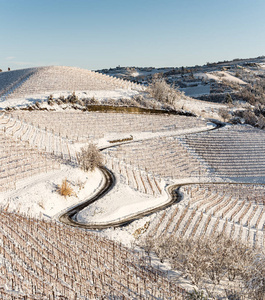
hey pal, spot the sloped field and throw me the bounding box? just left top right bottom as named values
left=143, top=183, right=265, bottom=249
left=0, top=118, right=59, bottom=192
left=0, top=68, right=36, bottom=98
left=0, top=66, right=143, bottom=100
left=11, top=110, right=207, bottom=142
left=183, top=125, right=265, bottom=178
left=1, top=75, right=265, bottom=297
left=1, top=109, right=265, bottom=245
left=104, top=135, right=209, bottom=179
left=0, top=211, right=186, bottom=299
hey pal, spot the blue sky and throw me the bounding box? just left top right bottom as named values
left=1, top=0, right=264, bottom=71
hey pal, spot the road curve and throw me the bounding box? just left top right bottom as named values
left=59, top=166, right=115, bottom=228
left=59, top=120, right=226, bottom=229
left=59, top=165, right=183, bottom=229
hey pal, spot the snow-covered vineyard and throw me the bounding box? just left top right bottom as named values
left=0, top=66, right=143, bottom=101
left=0, top=122, right=59, bottom=192
left=9, top=110, right=207, bottom=143
left=0, top=211, right=186, bottom=299
left=0, top=66, right=265, bottom=298
left=103, top=136, right=209, bottom=179
left=183, top=125, right=265, bottom=177
left=143, top=183, right=265, bottom=249
left=104, top=124, right=265, bottom=180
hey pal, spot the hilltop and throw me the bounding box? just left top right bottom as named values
left=0, top=65, right=227, bottom=121
left=0, top=65, right=143, bottom=109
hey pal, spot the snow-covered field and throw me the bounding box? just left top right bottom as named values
left=76, top=177, right=167, bottom=224
left=0, top=66, right=263, bottom=244
left=196, top=70, right=247, bottom=85
left=1, top=105, right=264, bottom=249
left=1, top=165, right=103, bottom=218
left=0, top=65, right=264, bottom=298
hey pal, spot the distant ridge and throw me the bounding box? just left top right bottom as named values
left=0, top=66, right=143, bottom=100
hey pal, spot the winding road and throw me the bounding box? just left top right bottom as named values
left=59, top=165, right=182, bottom=228
left=59, top=119, right=260, bottom=230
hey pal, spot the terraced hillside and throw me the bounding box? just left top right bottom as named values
left=0, top=211, right=186, bottom=299
left=0, top=111, right=209, bottom=171
left=143, top=183, right=265, bottom=249
left=0, top=119, right=59, bottom=192
left=0, top=112, right=75, bottom=163
left=2, top=108, right=265, bottom=240
left=11, top=110, right=207, bottom=142
left=183, top=124, right=265, bottom=178
left=0, top=66, right=143, bottom=100
left=1, top=65, right=265, bottom=298
left=104, top=136, right=209, bottom=179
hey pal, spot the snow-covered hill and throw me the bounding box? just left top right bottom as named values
left=0, top=66, right=143, bottom=102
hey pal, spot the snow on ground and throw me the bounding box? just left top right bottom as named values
left=227, top=176, right=265, bottom=184
left=196, top=71, right=247, bottom=85
left=0, top=165, right=103, bottom=218
left=217, top=71, right=247, bottom=84
left=93, top=175, right=224, bottom=249
left=0, top=89, right=140, bottom=109
left=77, top=177, right=167, bottom=224
left=0, top=159, right=166, bottom=247
left=175, top=97, right=226, bottom=120
left=0, top=84, right=227, bottom=121
left=100, top=215, right=151, bottom=247
left=96, top=122, right=216, bottom=149
left=105, top=68, right=172, bottom=79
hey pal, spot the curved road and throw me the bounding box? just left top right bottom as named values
left=58, top=119, right=237, bottom=229
left=59, top=165, right=183, bottom=228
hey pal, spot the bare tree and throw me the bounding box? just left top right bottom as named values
left=141, top=233, right=261, bottom=299
left=147, top=77, right=184, bottom=108
left=219, top=108, right=230, bottom=122
left=243, top=253, right=265, bottom=300
left=242, top=110, right=258, bottom=126
left=77, top=143, right=103, bottom=172
left=257, top=114, right=265, bottom=129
